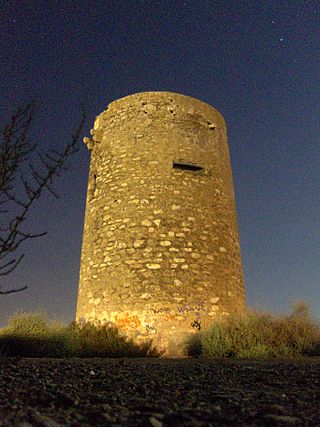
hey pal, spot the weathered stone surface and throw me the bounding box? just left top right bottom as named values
left=76, top=91, right=245, bottom=356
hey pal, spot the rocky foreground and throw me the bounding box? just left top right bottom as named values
left=0, top=357, right=319, bottom=426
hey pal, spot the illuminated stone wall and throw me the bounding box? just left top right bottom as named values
left=76, top=91, right=245, bottom=356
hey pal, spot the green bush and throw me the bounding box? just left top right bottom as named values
left=64, top=321, right=163, bottom=358
left=201, top=321, right=233, bottom=357
left=6, top=311, right=49, bottom=336
left=0, top=312, right=163, bottom=358
left=185, top=303, right=320, bottom=359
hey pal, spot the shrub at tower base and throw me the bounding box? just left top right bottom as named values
left=0, top=305, right=319, bottom=358
left=76, top=91, right=246, bottom=356
left=185, top=304, right=320, bottom=358
left=0, top=312, right=163, bottom=358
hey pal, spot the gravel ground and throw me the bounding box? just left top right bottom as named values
left=0, top=357, right=319, bottom=426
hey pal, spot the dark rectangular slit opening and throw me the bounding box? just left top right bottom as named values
left=173, top=161, right=204, bottom=172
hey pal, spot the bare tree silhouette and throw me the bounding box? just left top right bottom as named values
left=0, top=102, right=86, bottom=294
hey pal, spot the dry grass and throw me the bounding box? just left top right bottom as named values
left=185, top=302, right=320, bottom=359
left=1, top=303, right=319, bottom=359
left=0, top=311, right=163, bottom=358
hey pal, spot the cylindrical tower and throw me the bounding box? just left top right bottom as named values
left=76, top=91, right=245, bottom=356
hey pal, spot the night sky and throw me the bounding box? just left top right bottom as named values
left=1, top=1, right=319, bottom=326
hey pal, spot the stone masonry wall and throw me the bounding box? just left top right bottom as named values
left=76, top=92, right=245, bottom=356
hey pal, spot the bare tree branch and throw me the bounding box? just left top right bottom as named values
left=0, top=102, right=86, bottom=294
left=0, top=285, right=28, bottom=295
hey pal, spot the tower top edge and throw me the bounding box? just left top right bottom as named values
left=101, top=91, right=225, bottom=122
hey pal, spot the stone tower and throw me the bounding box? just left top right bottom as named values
left=76, top=91, right=245, bottom=356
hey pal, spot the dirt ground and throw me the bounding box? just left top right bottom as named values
left=0, top=357, right=319, bottom=426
